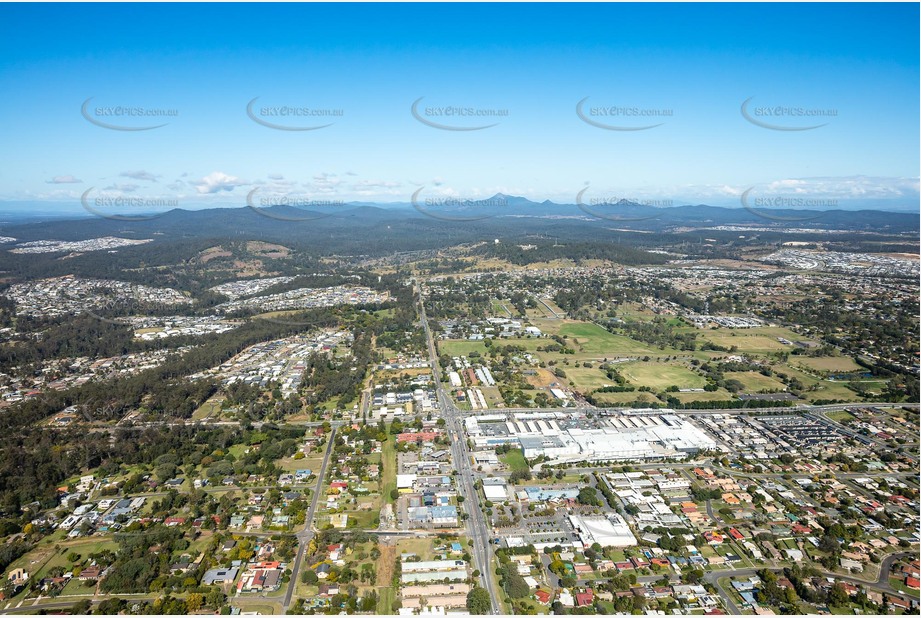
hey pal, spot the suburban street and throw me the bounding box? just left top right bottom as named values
left=282, top=426, right=338, bottom=613
left=416, top=280, right=501, bottom=614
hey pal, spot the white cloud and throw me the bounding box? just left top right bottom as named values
left=195, top=171, right=248, bottom=194
left=351, top=180, right=401, bottom=190
left=120, top=170, right=160, bottom=182
left=102, top=183, right=140, bottom=192
left=46, top=175, right=82, bottom=184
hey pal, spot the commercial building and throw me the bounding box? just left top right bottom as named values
left=569, top=514, right=637, bottom=548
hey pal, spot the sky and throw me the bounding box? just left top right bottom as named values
left=0, top=2, right=918, bottom=214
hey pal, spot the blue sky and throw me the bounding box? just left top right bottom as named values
left=0, top=2, right=918, bottom=212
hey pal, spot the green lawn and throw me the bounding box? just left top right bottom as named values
left=824, top=410, right=856, bottom=422
left=697, top=326, right=815, bottom=355
left=590, top=390, right=660, bottom=405
left=795, top=356, right=862, bottom=373
left=438, top=340, right=488, bottom=357
left=775, top=364, right=868, bottom=402
left=381, top=434, right=396, bottom=504
left=673, top=389, right=734, bottom=402
left=724, top=371, right=788, bottom=393
left=557, top=322, right=662, bottom=356
left=889, top=577, right=921, bottom=598
left=562, top=365, right=615, bottom=392
left=620, top=362, right=707, bottom=390
left=377, top=584, right=396, bottom=614
left=499, top=449, right=529, bottom=472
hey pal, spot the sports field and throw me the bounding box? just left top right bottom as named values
left=556, top=321, right=662, bottom=356
left=438, top=340, right=488, bottom=357
left=794, top=356, right=862, bottom=373
left=620, top=362, right=707, bottom=390
left=694, top=326, right=815, bottom=355
left=724, top=371, right=788, bottom=392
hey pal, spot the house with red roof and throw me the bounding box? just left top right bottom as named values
left=535, top=589, right=552, bottom=604
left=575, top=590, right=594, bottom=607
left=905, top=576, right=920, bottom=590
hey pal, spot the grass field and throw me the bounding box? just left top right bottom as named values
left=825, top=410, right=856, bottom=422
left=478, top=385, right=506, bottom=408
left=192, top=394, right=225, bottom=420
left=694, top=326, right=815, bottom=355
left=437, top=340, right=488, bottom=357
left=381, top=434, right=397, bottom=505
left=672, top=389, right=734, bottom=403
left=620, top=362, right=707, bottom=390
left=557, top=322, right=662, bottom=356
left=499, top=449, right=529, bottom=472
left=396, top=537, right=437, bottom=561
left=724, top=371, right=788, bottom=392
left=590, top=391, right=660, bottom=405
left=776, top=364, right=869, bottom=402
left=491, top=300, right=512, bottom=316
left=562, top=365, right=616, bottom=391
left=276, top=453, right=324, bottom=473
left=794, top=356, right=862, bottom=373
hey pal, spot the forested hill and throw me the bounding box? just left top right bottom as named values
left=1, top=199, right=917, bottom=255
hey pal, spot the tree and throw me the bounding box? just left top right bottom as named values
left=577, top=487, right=601, bottom=506
left=828, top=583, right=849, bottom=607
left=186, top=593, right=204, bottom=612
left=466, top=587, right=492, bottom=614
left=207, top=589, right=226, bottom=608
left=70, top=600, right=91, bottom=615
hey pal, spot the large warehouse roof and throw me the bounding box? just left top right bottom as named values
left=569, top=514, right=637, bottom=547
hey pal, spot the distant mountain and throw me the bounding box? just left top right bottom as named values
left=0, top=196, right=916, bottom=252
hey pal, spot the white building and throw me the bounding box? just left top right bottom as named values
left=569, top=514, right=637, bottom=548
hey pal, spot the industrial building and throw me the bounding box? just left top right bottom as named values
left=464, top=412, right=716, bottom=463
left=568, top=514, right=637, bottom=548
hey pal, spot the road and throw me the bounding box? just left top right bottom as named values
left=282, top=426, right=337, bottom=613
left=416, top=280, right=501, bottom=614
left=704, top=551, right=917, bottom=614
left=705, top=499, right=722, bottom=524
